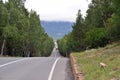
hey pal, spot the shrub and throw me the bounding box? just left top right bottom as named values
left=85, top=28, right=109, bottom=48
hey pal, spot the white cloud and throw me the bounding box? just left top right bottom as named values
left=3, top=0, right=91, bottom=22
left=25, top=0, right=91, bottom=22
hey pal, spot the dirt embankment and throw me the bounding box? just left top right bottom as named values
left=70, top=54, right=84, bottom=80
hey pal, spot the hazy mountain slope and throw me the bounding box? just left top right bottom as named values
left=41, top=21, right=73, bottom=39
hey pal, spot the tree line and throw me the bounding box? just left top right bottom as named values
left=58, top=0, right=120, bottom=56
left=0, top=0, right=54, bottom=57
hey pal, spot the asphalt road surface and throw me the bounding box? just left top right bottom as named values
left=0, top=47, right=73, bottom=80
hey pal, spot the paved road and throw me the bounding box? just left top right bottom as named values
left=0, top=47, right=73, bottom=80
left=50, top=48, right=61, bottom=57
left=52, top=58, right=73, bottom=80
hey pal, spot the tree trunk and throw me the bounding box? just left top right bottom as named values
left=1, top=39, right=5, bottom=56
left=27, top=51, right=30, bottom=57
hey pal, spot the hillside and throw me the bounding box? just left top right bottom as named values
left=41, top=21, right=73, bottom=39
left=72, top=41, right=120, bottom=80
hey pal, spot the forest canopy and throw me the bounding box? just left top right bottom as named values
left=0, top=0, right=54, bottom=57
left=58, top=0, right=120, bottom=56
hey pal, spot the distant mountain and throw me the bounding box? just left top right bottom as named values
left=41, top=21, right=73, bottom=40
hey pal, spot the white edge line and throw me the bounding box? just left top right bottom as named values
left=48, top=57, right=61, bottom=80
left=0, top=58, right=29, bottom=68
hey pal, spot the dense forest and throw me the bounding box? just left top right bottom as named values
left=58, top=0, right=120, bottom=56
left=0, top=0, right=54, bottom=57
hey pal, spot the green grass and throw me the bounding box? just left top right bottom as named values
left=73, top=42, right=120, bottom=80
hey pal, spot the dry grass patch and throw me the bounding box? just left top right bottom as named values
left=72, top=42, right=120, bottom=80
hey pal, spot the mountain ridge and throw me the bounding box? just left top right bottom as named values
left=41, top=21, right=73, bottom=39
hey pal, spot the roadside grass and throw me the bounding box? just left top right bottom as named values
left=73, top=42, right=120, bottom=80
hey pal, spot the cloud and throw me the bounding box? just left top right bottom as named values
left=25, top=0, right=91, bottom=22
left=3, top=0, right=91, bottom=22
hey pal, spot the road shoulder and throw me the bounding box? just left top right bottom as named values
left=70, top=54, right=84, bottom=80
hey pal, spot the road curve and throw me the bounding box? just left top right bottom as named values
left=0, top=57, right=57, bottom=80
left=0, top=47, right=73, bottom=80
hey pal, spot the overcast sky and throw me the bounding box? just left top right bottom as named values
left=4, top=0, right=91, bottom=22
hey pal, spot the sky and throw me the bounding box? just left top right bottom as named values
left=4, top=0, right=91, bottom=22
